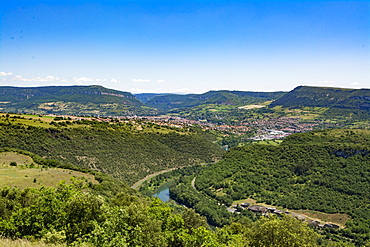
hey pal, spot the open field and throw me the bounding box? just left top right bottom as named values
left=0, top=152, right=97, bottom=189
left=251, top=140, right=283, bottom=145
left=238, top=104, right=266, bottom=110
left=290, top=209, right=350, bottom=227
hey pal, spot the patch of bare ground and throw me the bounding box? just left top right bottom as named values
left=238, top=105, right=266, bottom=110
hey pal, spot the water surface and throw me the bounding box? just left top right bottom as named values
left=152, top=180, right=173, bottom=202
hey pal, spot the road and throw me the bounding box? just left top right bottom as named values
left=191, top=177, right=197, bottom=190
left=131, top=167, right=179, bottom=189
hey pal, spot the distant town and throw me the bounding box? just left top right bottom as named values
left=47, top=113, right=340, bottom=142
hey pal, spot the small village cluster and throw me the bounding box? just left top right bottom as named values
left=227, top=203, right=341, bottom=229
left=54, top=114, right=333, bottom=141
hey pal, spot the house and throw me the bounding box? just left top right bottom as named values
left=266, top=207, right=276, bottom=212
left=248, top=205, right=267, bottom=214
left=273, top=210, right=290, bottom=215
left=323, top=223, right=340, bottom=229
left=308, top=220, right=321, bottom=227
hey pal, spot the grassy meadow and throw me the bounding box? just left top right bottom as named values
left=0, top=152, right=97, bottom=189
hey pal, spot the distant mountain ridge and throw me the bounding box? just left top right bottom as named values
left=134, top=93, right=174, bottom=103
left=1, top=85, right=369, bottom=117
left=0, top=85, right=156, bottom=116
left=270, top=86, right=370, bottom=110
left=145, top=90, right=286, bottom=111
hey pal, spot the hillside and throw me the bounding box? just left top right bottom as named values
left=146, top=90, right=286, bottom=112
left=0, top=114, right=224, bottom=185
left=0, top=85, right=157, bottom=116
left=134, top=93, right=173, bottom=103
left=0, top=151, right=98, bottom=189
left=270, top=86, right=370, bottom=110
left=0, top=114, right=328, bottom=247
left=170, top=129, right=370, bottom=243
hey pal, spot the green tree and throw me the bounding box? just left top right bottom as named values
left=249, top=215, right=320, bottom=247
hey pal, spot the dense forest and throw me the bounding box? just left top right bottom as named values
left=0, top=115, right=224, bottom=185
left=169, top=129, right=370, bottom=245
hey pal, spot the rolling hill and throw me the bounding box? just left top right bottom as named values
left=145, top=90, right=286, bottom=112
left=0, top=114, right=224, bottom=185
left=134, top=93, right=173, bottom=103
left=270, top=86, right=370, bottom=110
left=0, top=85, right=157, bottom=116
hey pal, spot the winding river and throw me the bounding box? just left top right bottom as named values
left=152, top=180, right=173, bottom=202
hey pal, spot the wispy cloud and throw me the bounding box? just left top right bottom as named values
left=131, top=79, right=151, bottom=83
left=10, top=75, right=60, bottom=82
left=311, top=80, right=336, bottom=88
left=156, top=80, right=165, bottom=83
left=72, top=77, right=95, bottom=83
left=1, top=72, right=116, bottom=85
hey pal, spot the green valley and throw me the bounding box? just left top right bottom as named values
left=1, top=85, right=370, bottom=246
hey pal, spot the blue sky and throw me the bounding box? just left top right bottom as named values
left=0, top=0, right=369, bottom=93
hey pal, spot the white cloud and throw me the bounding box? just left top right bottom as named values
left=8, top=75, right=61, bottom=82
left=73, top=77, right=95, bottom=83
left=1, top=73, right=129, bottom=88
left=41, top=75, right=59, bottom=82
left=131, top=79, right=151, bottom=83
left=156, top=80, right=165, bottom=83
left=350, top=82, right=360, bottom=86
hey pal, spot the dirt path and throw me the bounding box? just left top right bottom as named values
left=131, top=167, right=179, bottom=189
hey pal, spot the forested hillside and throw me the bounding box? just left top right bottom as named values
left=146, top=90, right=285, bottom=112
left=270, top=86, right=370, bottom=110
left=134, top=93, right=171, bottom=103
left=0, top=85, right=157, bottom=116
left=170, top=129, right=370, bottom=245
left=0, top=115, right=224, bottom=185
left=0, top=180, right=323, bottom=247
